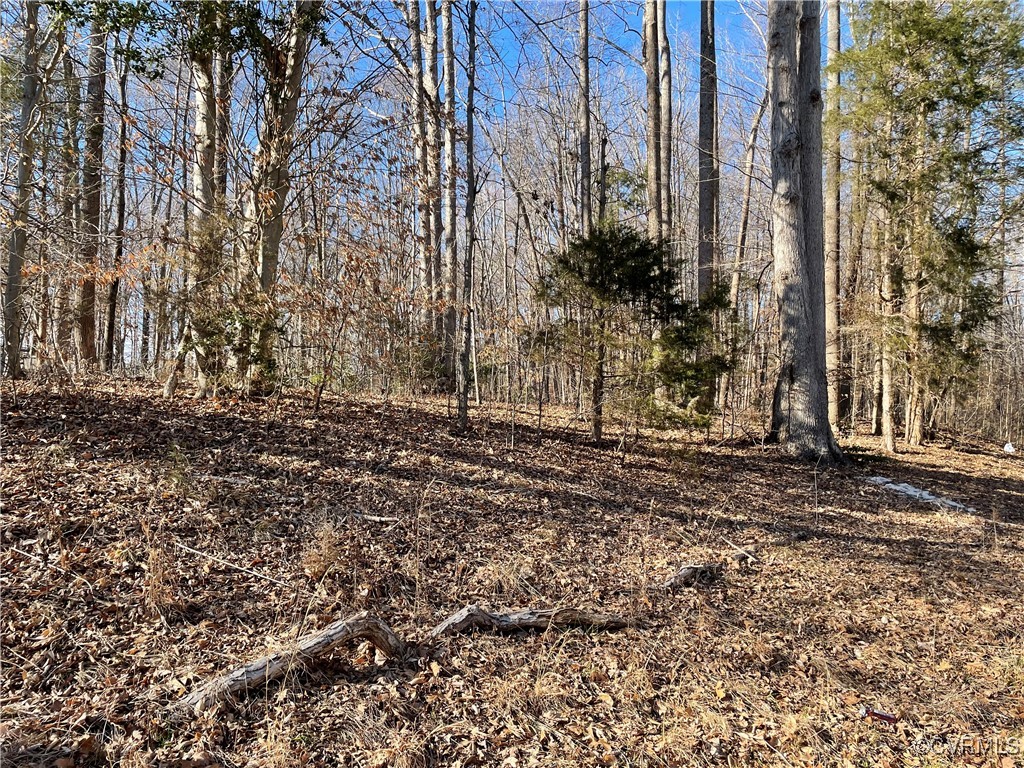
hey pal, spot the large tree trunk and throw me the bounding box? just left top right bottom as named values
left=103, top=49, right=131, bottom=373
left=4, top=1, right=42, bottom=378
left=441, top=0, right=458, bottom=385
left=824, top=0, right=842, bottom=429
left=768, top=0, right=842, bottom=463
left=643, top=0, right=661, bottom=241
left=76, top=15, right=106, bottom=368
left=578, top=0, right=591, bottom=234
left=456, top=0, right=478, bottom=433
left=697, top=0, right=718, bottom=301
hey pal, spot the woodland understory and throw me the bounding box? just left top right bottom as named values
left=1, top=380, right=1021, bottom=768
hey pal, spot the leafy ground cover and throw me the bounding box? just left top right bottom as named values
left=2, top=381, right=1021, bottom=767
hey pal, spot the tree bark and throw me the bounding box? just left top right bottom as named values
left=456, top=0, right=477, bottom=433
left=425, top=0, right=444, bottom=349
left=697, top=0, right=719, bottom=301
left=768, top=0, right=842, bottom=463
left=578, top=0, right=592, bottom=234
left=441, top=0, right=458, bottom=385
left=643, top=0, right=661, bottom=241
left=186, top=7, right=219, bottom=398
left=76, top=15, right=107, bottom=368
left=657, top=0, right=671, bottom=242
left=240, top=0, right=322, bottom=388
left=719, top=89, right=768, bottom=410
left=407, top=0, right=433, bottom=341
left=103, top=47, right=131, bottom=373
left=824, top=0, right=842, bottom=429
left=4, top=1, right=42, bottom=377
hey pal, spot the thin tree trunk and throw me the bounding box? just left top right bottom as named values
left=456, top=0, right=477, bottom=433
left=643, top=0, right=661, bottom=241
left=76, top=16, right=107, bottom=368
left=824, top=0, right=841, bottom=428
left=441, top=0, right=458, bottom=385
left=657, top=0, right=671, bottom=241
left=578, top=0, right=591, bottom=234
left=425, top=0, right=443, bottom=350
left=4, top=1, right=42, bottom=377
left=185, top=8, right=219, bottom=398
left=697, top=0, right=718, bottom=300
left=103, top=47, right=131, bottom=373
left=407, top=0, right=432, bottom=340
left=242, top=0, right=322, bottom=388
left=718, top=89, right=767, bottom=410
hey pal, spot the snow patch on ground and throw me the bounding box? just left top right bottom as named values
left=866, top=476, right=977, bottom=513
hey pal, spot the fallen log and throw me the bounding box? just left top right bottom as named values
left=179, top=612, right=405, bottom=714
left=429, top=605, right=629, bottom=639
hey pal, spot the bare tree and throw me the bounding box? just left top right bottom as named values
left=697, top=0, right=718, bottom=301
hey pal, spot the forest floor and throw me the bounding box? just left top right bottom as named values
left=2, top=380, right=1022, bottom=768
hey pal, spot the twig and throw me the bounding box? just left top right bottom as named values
left=351, top=512, right=401, bottom=523
left=721, top=536, right=759, bottom=562
left=172, top=541, right=294, bottom=589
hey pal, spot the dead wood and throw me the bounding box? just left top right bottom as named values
left=429, top=605, right=629, bottom=639
left=661, top=563, right=723, bottom=589
left=178, top=604, right=627, bottom=715
left=178, top=612, right=406, bottom=714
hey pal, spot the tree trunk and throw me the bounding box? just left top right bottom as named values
left=824, top=0, right=841, bottom=429
left=768, top=0, right=842, bottom=463
left=76, top=15, right=106, bottom=368
left=4, top=1, right=42, bottom=378
left=442, top=0, right=458, bottom=385
left=697, top=0, right=718, bottom=301
left=456, top=0, right=477, bottom=433
left=718, top=89, right=768, bottom=410
left=657, top=0, right=671, bottom=242
left=186, top=10, right=219, bottom=398
left=643, top=0, right=661, bottom=241
left=425, top=0, right=444, bottom=351
left=103, top=48, right=131, bottom=373
left=241, top=0, right=322, bottom=388
left=578, top=0, right=591, bottom=234
left=407, top=0, right=433, bottom=341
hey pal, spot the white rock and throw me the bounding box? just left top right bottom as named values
left=1005, top=442, right=1016, bottom=454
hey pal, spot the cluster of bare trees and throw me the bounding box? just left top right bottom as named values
left=3, top=1, right=1022, bottom=455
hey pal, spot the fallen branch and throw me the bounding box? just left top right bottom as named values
left=179, top=612, right=406, bottom=714
left=661, top=563, right=723, bottom=589
left=429, top=605, right=629, bottom=639
left=177, top=603, right=627, bottom=715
